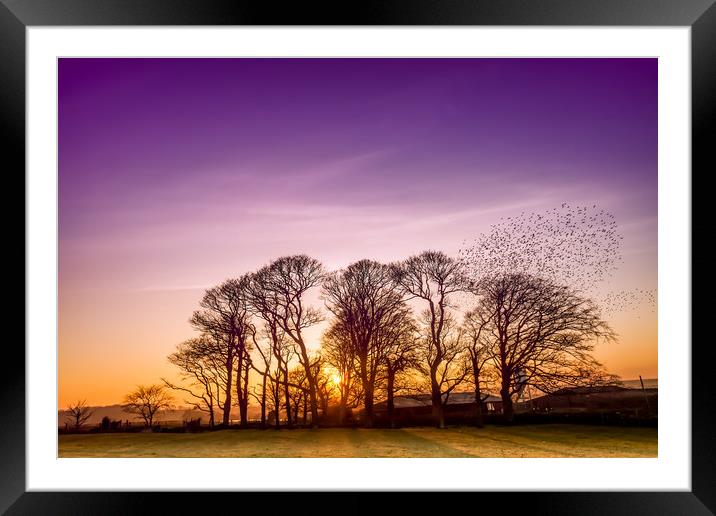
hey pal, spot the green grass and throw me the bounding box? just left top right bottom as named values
left=58, top=424, right=657, bottom=458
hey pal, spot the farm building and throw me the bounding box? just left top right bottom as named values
left=521, top=385, right=658, bottom=416
left=369, top=383, right=658, bottom=425
left=372, top=391, right=502, bottom=425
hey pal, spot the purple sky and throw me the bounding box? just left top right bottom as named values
left=58, top=58, right=657, bottom=405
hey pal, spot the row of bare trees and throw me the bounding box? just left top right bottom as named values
left=160, top=256, right=324, bottom=428
left=162, top=247, right=616, bottom=429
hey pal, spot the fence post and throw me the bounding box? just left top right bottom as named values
left=639, top=375, right=652, bottom=418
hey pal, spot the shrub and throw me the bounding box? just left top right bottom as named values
left=185, top=417, right=203, bottom=432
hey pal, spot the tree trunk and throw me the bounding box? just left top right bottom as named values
left=293, top=397, right=301, bottom=425
left=338, top=394, right=347, bottom=425
left=295, top=344, right=320, bottom=427
left=302, top=395, right=308, bottom=425
left=430, top=358, right=445, bottom=429
left=222, top=343, right=234, bottom=426
left=387, top=371, right=396, bottom=429
left=431, top=383, right=445, bottom=429
left=240, top=357, right=250, bottom=427
left=500, top=383, right=514, bottom=423
left=322, top=392, right=330, bottom=414
left=209, top=395, right=215, bottom=428
left=282, top=366, right=292, bottom=428
left=474, top=388, right=484, bottom=428
left=235, top=352, right=244, bottom=427
left=307, top=378, right=320, bottom=427
left=274, top=381, right=281, bottom=430
left=260, top=375, right=267, bottom=428
left=364, top=386, right=375, bottom=428
left=498, top=340, right=514, bottom=423
left=472, top=359, right=484, bottom=428
left=338, top=370, right=351, bottom=426
left=432, top=402, right=445, bottom=429
left=360, top=356, right=374, bottom=428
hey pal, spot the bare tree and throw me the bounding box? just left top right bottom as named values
left=310, top=356, right=338, bottom=418
left=248, top=384, right=266, bottom=428
left=65, top=400, right=94, bottom=431
left=122, top=384, right=173, bottom=428
left=248, top=326, right=275, bottom=428
left=254, top=332, right=298, bottom=430
left=380, top=311, right=419, bottom=428
left=416, top=310, right=471, bottom=427
left=322, top=321, right=358, bottom=425
left=266, top=375, right=284, bottom=428
left=287, top=367, right=304, bottom=425
left=471, top=273, right=616, bottom=422
left=164, top=336, right=224, bottom=427
left=246, top=283, right=297, bottom=428
left=391, top=250, right=469, bottom=428
left=234, top=317, right=254, bottom=427
left=190, top=277, right=252, bottom=426
left=462, top=309, right=499, bottom=427
left=322, top=259, right=407, bottom=427
left=246, top=255, right=324, bottom=427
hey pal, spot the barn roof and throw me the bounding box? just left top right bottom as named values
left=374, top=392, right=502, bottom=409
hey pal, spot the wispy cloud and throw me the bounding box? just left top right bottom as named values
left=132, top=284, right=210, bottom=293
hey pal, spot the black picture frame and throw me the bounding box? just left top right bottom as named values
left=3, top=1, right=711, bottom=514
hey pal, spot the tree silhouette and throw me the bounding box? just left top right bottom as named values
left=469, top=273, right=616, bottom=422
left=323, top=259, right=408, bottom=427
left=462, top=310, right=500, bottom=427
left=380, top=313, right=420, bottom=428
left=246, top=284, right=295, bottom=428
left=245, top=255, right=324, bottom=427
left=122, top=384, right=173, bottom=428
left=391, top=250, right=469, bottom=428
left=322, top=321, right=358, bottom=425
left=247, top=325, right=278, bottom=428
left=164, top=336, right=224, bottom=427
left=190, top=277, right=253, bottom=426
left=65, top=400, right=94, bottom=431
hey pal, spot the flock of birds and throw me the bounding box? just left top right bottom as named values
left=598, top=289, right=657, bottom=317
left=459, top=203, right=656, bottom=318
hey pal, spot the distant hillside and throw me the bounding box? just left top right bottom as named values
left=58, top=404, right=261, bottom=426
left=620, top=378, right=658, bottom=389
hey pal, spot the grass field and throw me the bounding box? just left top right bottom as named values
left=59, top=424, right=657, bottom=458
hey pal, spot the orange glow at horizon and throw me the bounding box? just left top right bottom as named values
left=58, top=270, right=657, bottom=408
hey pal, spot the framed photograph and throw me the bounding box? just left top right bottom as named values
left=6, top=0, right=710, bottom=513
